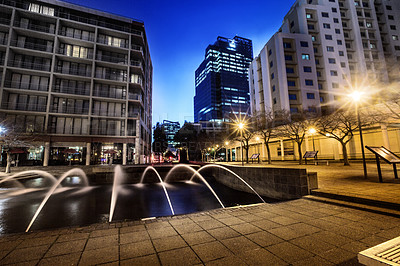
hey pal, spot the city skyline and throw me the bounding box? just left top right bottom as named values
left=66, top=0, right=296, bottom=126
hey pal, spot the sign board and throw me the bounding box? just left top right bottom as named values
left=250, top=153, right=260, bottom=159
left=366, top=146, right=400, bottom=164
left=303, top=151, right=318, bottom=158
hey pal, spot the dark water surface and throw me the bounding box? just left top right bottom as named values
left=0, top=180, right=273, bottom=234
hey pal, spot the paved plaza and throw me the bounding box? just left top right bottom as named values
left=0, top=161, right=399, bottom=265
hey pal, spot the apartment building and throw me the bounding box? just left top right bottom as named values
left=194, top=36, right=253, bottom=122
left=250, top=0, right=400, bottom=116
left=0, top=0, right=152, bottom=165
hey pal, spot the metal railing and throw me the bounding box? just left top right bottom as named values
left=0, top=17, right=10, bottom=25
left=10, top=40, right=53, bottom=52
left=91, top=111, right=125, bottom=117
left=130, top=60, right=142, bottom=67
left=0, top=37, right=7, bottom=45
left=131, top=44, right=143, bottom=52
left=51, top=107, right=89, bottom=115
left=58, top=30, right=95, bottom=42
left=57, top=48, right=94, bottom=59
left=14, top=20, right=55, bottom=34
left=128, top=94, right=141, bottom=101
left=2, top=102, right=47, bottom=112
left=96, top=54, right=127, bottom=64
left=56, top=68, right=92, bottom=77
left=95, top=73, right=127, bottom=82
left=97, top=38, right=129, bottom=49
left=53, top=86, right=90, bottom=96
left=128, top=112, right=139, bottom=118
left=93, top=90, right=126, bottom=99
left=8, top=59, right=51, bottom=71
left=4, top=80, right=49, bottom=91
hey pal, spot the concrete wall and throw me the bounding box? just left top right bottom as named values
left=208, top=165, right=312, bottom=200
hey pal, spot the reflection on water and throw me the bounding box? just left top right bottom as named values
left=0, top=179, right=273, bottom=234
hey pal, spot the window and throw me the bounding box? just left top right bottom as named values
left=283, top=42, right=292, bottom=49
left=334, top=18, right=339, bottom=23
left=290, top=107, right=298, bottom=113
left=307, top=93, right=315, bottom=99
left=304, top=66, right=312, bottom=72
left=328, top=58, right=336, bottom=64
left=340, top=62, right=346, bottom=67
left=287, top=80, right=296, bottom=86
left=311, top=36, right=316, bottom=42
left=290, top=21, right=295, bottom=28
left=300, top=41, right=309, bottom=47
left=315, top=59, right=320, bottom=65
left=395, top=46, right=400, bottom=51
left=268, top=49, right=272, bottom=55
left=386, top=5, right=392, bottom=10
left=322, top=12, right=329, bottom=18
left=337, top=40, right=343, bottom=45
left=335, top=29, right=341, bottom=34
left=271, top=73, right=274, bottom=79
left=327, top=46, right=334, bottom=52
left=272, top=85, right=275, bottom=92
left=320, top=96, right=324, bottom=102
left=390, top=25, right=397, bottom=30
left=270, top=61, right=273, bottom=67
left=325, top=34, right=333, bottom=40
left=332, top=83, right=339, bottom=88
left=318, top=84, right=323, bottom=90
left=306, top=13, right=313, bottom=19
left=339, top=51, right=344, bottom=56
left=308, top=24, right=315, bottom=30
left=273, top=98, right=277, bottom=104
left=305, top=80, right=314, bottom=86
left=323, top=23, right=331, bottom=29
left=332, top=8, right=337, bottom=13
left=302, top=54, right=310, bottom=60
left=330, top=70, right=338, bottom=76
left=285, top=55, right=293, bottom=61
left=366, top=22, right=373, bottom=28
left=289, top=94, right=297, bottom=100
left=392, top=35, right=399, bottom=41
left=308, top=107, right=317, bottom=113
left=286, top=67, right=295, bottom=73
left=388, top=15, right=394, bottom=20
left=370, top=43, right=376, bottom=49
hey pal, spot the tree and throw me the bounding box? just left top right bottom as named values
left=152, top=123, right=168, bottom=154
left=254, top=110, right=278, bottom=164
left=315, top=108, right=378, bottom=166
left=229, top=116, right=255, bottom=164
left=277, top=110, right=314, bottom=165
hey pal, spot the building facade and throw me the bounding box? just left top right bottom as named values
left=250, top=0, right=400, bottom=117
left=0, top=0, right=152, bottom=165
left=162, top=120, right=180, bottom=151
left=194, top=36, right=253, bottom=122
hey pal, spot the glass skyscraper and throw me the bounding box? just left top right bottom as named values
left=194, top=36, right=253, bottom=122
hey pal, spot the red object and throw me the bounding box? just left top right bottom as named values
left=103, top=149, right=118, bottom=154
left=63, top=149, right=79, bottom=154
left=9, top=149, right=26, bottom=154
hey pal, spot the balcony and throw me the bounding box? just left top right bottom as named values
left=93, top=90, right=126, bottom=100
left=51, top=107, right=89, bottom=115
left=58, top=30, right=95, bottom=42
left=2, top=102, right=47, bottom=112
left=14, top=21, right=55, bottom=34
left=128, top=93, right=141, bottom=101
left=128, top=112, right=139, bottom=118
left=10, top=39, right=53, bottom=53
left=92, top=111, right=125, bottom=117
left=0, top=36, right=7, bottom=45
left=4, top=80, right=48, bottom=91
left=0, top=17, right=10, bottom=26
left=53, top=85, right=90, bottom=96
left=57, top=48, right=94, bottom=59
left=96, top=54, right=127, bottom=65
left=8, top=59, right=51, bottom=71
left=97, top=37, right=129, bottom=49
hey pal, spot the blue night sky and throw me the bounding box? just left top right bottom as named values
left=67, top=0, right=295, bottom=126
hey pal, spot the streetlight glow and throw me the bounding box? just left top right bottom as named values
left=238, top=122, right=244, bottom=129
left=349, top=91, right=363, bottom=102
left=309, top=128, right=317, bottom=134
left=256, top=137, right=260, bottom=141
left=225, top=141, right=229, bottom=145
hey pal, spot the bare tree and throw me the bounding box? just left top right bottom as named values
left=228, top=116, right=255, bottom=164
left=315, top=108, right=376, bottom=166
left=277, top=110, right=314, bottom=165
left=254, top=110, right=277, bottom=164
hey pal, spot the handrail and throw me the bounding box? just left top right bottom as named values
left=14, top=20, right=55, bottom=34
left=10, top=39, right=53, bottom=52
left=8, top=59, right=51, bottom=71
left=4, top=80, right=49, bottom=91
left=2, top=102, right=47, bottom=112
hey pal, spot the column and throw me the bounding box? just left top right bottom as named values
left=280, top=140, right=285, bottom=161
left=381, top=124, right=390, bottom=149
left=122, top=143, right=127, bottom=165
left=86, top=142, right=91, bottom=166
left=43, top=142, right=50, bottom=167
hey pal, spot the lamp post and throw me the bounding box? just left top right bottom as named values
left=238, top=122, right=244, bottom=166
left=308, top=128, right=317, bottom=165
left=255, top=136, right=260, bottom=163
left=349, top=91, right=367, bottom=178
left=225, top=141, right=229, bottom=162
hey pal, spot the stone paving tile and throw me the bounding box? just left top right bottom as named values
left=240, top=248, right=288, bottom=266
left=341, top=241, right=370, bottom=254
left=267, top=226, right=307, bottom=240
left=359, top=235, right=389, bottom=247
left=269, top=215, right=298, bottom=225
left=287, top=222, right=321, bottom=236
left=311, top=230, right=355, bottom=247
left=221, top=235, right=260, bottom=254
left=318, top=247, right=356, bottom=264
left=120, top=240, right=155, bottom=260
left=191, top=240, right=232, bottom=262
left=57, top=232, right=90, bottom=243
left=207, top=227, right=240, bottom=240
left=1, top=245, right=50, bottom=264
left=18, top=235, right=57, bottom=248
left=147, top=226, right=178, bottom=239
left=39, top=252, right=81, bottom=266
left=90, top=228, right=118, bottom=238
left=7, top=259, right=39, bottom=266
left=0, top=239, right=22, bottom=252
left=289, top=235, right=336, bottom=254
left=181, top=231, right=215, bottom=245
left=172, top=222, right=203, bottom=234
left=197, top=219, right=225, bottom=230
left=266, top=242, right=314, bottom=264
left=250, top=219, right=281, bottom=230
left=218, top=216, right=246, bottom=226
left=44, top=239, right=86, bottom=257
left=152, top=235, right=187, bottom=252
left=85, top=234, right=118, bottom=250
left=245, top=231, right=284, bottom=247
left=158, top=247, right=201, bottom=265
left=79, top=245, right=118, bottom=265
left=119, top=224, right=146, bottom=234
left=291, top=255, right=334, bottom=266
left=328, top=225, right=372, bottom=240
left=230, top=222, right=262, bottom=235
left=120, top=254, right=160, bottom=266
left=120, top=230, right=149, bottom=244
left=205, top=255, right=247, bottom=266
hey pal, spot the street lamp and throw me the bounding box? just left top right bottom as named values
left=237, top=122, right=245, bottom=166
left=255, top=136, right=260, bottom=163
left=349, top=91, right=367, bottom=178
left=308, top=127, right=317, bottom=164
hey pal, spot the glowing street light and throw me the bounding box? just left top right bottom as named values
left=225, top=141, right=229, bottom=145
left=308, top=127, right=317, bottom=164
left=236, top=121, right=246, bottom=166
left=349, top=90, right=367, bottom=178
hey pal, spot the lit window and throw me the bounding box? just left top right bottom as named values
left=328, top=58, right=336, bottom=64
left=302, top=54, right=311, bottom=60
left=327, top=46, right=334, bottom=52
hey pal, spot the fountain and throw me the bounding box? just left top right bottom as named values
left=0, top=163, right=282, bottom=234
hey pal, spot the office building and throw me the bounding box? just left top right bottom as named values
left=162, top=120, right=180, bottom=150
left=0, top=0, right=152, bottom=165
left=194, top=36, right=253, bottom=122
left=250, top=0, right=400, bottom=116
